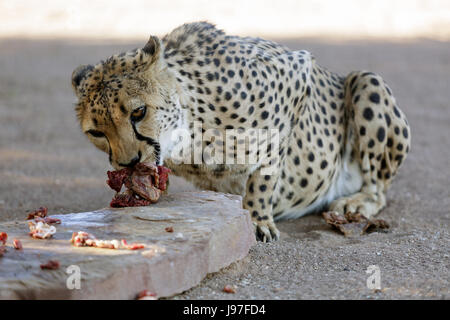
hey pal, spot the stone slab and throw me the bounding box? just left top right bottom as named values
left=0, top=191, right=256, bottom=299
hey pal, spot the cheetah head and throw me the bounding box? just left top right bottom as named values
left=72, top=36, right=183, bottom=169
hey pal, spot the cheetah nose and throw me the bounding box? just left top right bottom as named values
left=119, top=151, right=141, bottom=168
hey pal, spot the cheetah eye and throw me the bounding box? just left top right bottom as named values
left=130, top=105, right=147, bottom=123
left=86, top=129, right=105, bottom=138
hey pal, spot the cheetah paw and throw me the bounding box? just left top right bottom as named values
left=254, top=220, right=280, bottom=242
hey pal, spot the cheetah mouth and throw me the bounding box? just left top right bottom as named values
left=140, top=147, right=160, bottom=165
left=139, top=154, right=158, bottom=167
left=131, top=123, right=161, bottom=164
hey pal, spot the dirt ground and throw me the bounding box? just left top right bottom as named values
left=0, top=37, right=448, bottom=299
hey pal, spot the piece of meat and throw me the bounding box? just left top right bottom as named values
left=34, top=217, right=61, bottom=225
left=28, top=220, right=56, bottom=239
left=13, top=239, right=22, bottom=250
left=44, top=217, right=61, bottom=224
left=165, top=226, right=174, bottom=233
left=71, top=231, right=96, bottom=247
left=89, top=239, right=120, bottom=249
left=110, top=193, right=153, bottom=208
left=129, top=174, right=161, bottom=202
left=121, top=239, right=146, bottom=250
left=107, top=163, right=171, bottom=208
left=336, top=221, right=368, bottom=237
left=157, top=166, right=171, bottom=191
left=40, top=260, right=60, bottom=270
left=26, top=207, right=48, bottom=220
left=128, top=163, right=161, bottom=201
left=0, top=231, right=10, bottom=258
left=0, top=232, right=7, bottom=245
left=71, top=231, right=145, bottom=250
left=137, top=290, right=158, bottom=300
left=71, top=231, right=119, bottom=249
left=107, top=168, right=132, bottom=193
left=26, top=207, right=61, bottom=225
left=223, top=285, right=236, bottom=294
left=322, top=211, right=390, bottom=237
left=323, top=211, right=362, bottom=236
left=362, top=218, right=390, bottom=233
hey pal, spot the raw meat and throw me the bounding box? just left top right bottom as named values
left=107, top=168, right=132, bottom=193
left=223, top=285, right=236, bottom=293
left=137, top=290, right=157, bottom=300
left=107, top=163, right=170, bottom=208
left=322, top=211, right=390, bottom=237
left=110, top=192, right=154, bottom=208
left=26, top=207, right=48, bottom=220
left=13, top=239, right=22, bottom=250
left=28, top=220, right=56, bottom=239
left=34, top=217, right=61, bottom=225
left=121, top=239, right=145, bottom=250
left=40, top=260, right=60, bottom=270
left=71, top=231, right=145, bottom=250
left=0, top=232, right=7, bottom=245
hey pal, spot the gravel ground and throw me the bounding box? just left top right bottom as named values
left=0, top=37, right=448, bottom=299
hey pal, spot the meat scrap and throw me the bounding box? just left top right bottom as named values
left=107, top=163, right=171, bottom=208
left=88, top=239, right=120, bottom=249
left=0, top=232, right=7, bottom=245
left=28, top=220, right=56, bottom=239
left=0, top=233, right=7, bottom=257
left=26, top=207, right=48, bottom=220
left=107, top=168, right=132, bottom=193
left=71, top=231, right=119, bottom=249
left=34, top=217, right=61, bottom=225
left=137, top=290, right=158, bottom=300
left=70, top=231, right=145, bottom=250
left=0, top=246, right=6, bottom=257
left=71, top=231, right=96, bottom=247
left=13, top=239, right=23, bottom=250
left=363, top=219, right=390, bottom=233
left=40, top=260, right=60, bottom=270
left=223, top=285, right=236, bottom=294
left=322, top=211, right=390, bottom=237
left=164, top=226, right=174, bottom=233
left=109, top=193, right=154, bottom=208
left=121, top=239, right=145, bottom=250
left=26, top=207, right=61, bottom=225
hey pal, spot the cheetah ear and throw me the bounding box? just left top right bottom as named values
left=71, top=64, right=94, bottom=96
left=140, top=35, right=162, bottom=70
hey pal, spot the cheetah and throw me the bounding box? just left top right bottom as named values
left=72, top=22, right=411, bottom=242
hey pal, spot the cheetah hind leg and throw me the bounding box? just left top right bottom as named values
left=329, top=71, right=410, bottom=219
left=328, top=123, right=387, bottom=219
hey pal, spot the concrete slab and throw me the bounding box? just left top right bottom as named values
left=0, top=191, right=255, bottom=299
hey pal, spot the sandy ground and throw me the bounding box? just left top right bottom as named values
left=0, top=37, right=449, bottom=299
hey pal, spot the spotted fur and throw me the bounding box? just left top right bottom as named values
left=72, top=22, right=411, bottom=242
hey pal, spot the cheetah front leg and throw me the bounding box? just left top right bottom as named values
left=244, top=164, right=281, bottom=242
left=329, top=71, right=411, bottom=219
